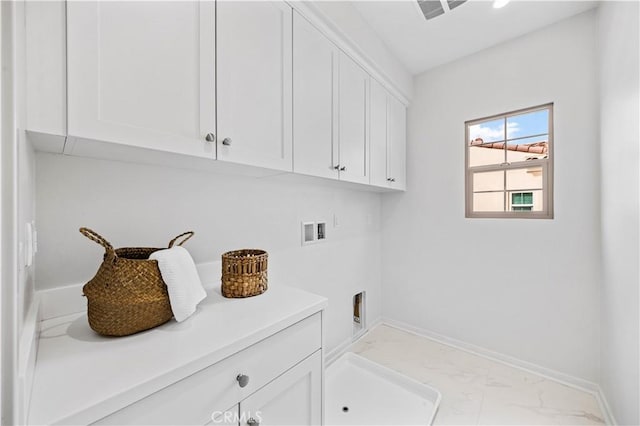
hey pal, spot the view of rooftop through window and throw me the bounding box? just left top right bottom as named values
left=465, top=104, right=553, bottom=218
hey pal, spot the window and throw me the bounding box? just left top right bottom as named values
left=511, top=192, right=533, bottom=211
left=465, top=103, right=553, bottom=219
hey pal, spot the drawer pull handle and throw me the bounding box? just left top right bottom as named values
left=247, top=418, right=259, bottom=426
left=236, top=374, right=249, bottom=388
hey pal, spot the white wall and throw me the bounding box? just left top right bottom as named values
left=0, top=3, right=18, bottom=422
left=2, top=1, right=37, bottom=423
left=381, top=11, right=601, bottom=382
left=35, top=153, right=382, bottom=353
left=15, top=0, right=35, bottom=331
left=597, top=2, right=640, bottom=424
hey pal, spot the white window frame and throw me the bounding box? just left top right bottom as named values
left=465, top=103, right=554, bottom=219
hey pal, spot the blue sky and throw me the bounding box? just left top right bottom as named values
left=469, top=109, right=549, bottom=144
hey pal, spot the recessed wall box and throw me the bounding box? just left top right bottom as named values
left=302, top=222, right=315, bottom=245
left=317, top=222, right=326, bottom=240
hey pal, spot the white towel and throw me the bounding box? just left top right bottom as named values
left=150, top=246, right=206, bottom=322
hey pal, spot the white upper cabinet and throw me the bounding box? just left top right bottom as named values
left=34, top=1, right=405, bottom=190
left=369, top=78, right=407, bottom=190
left=293, top=12, right=339, bottom=180
left=387, top=95, right=407, bottom=190
left=217, top=1, right=293, bottom=172
left=337, top=52, right=370, bottom=185
left=369, top=78, right=388, bottom=187
left=66, top=2, right=216, bottom=158
left=26, top=1, right=66, bottom=137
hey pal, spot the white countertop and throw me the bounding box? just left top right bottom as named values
left=28, top=285, right=327, bottom=425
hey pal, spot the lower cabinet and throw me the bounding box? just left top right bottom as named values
left=93, top=314, right=322, bottom=426
left=239, top=351, right=322, bottom=426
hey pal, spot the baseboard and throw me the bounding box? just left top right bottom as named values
left=38, top=282, right=84, bottom=320
left=325, top=316, right=383, bottom=367
left=381, top=317, right=601, bottom=395
left=595, top=386, right=618, bottom=426
left=17, top=296, right=41, bottom=425
left=368, top=316, right=383, bottom=333
left=325, top=337, right=352, bottom=367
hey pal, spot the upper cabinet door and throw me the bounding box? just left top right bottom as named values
left=369, top=78, right=388, bottom=187
left=293, top=12, right=339, bottom=180
left=217, top=1, right=293, bottom=172
left=388, top=96, right=407, bottom=190
left=338, top=52, right=369, bottom=185
left=67, top=2, right=216, bottom=158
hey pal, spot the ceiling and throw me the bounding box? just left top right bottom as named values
left=352, top=0, right=598, bottom=75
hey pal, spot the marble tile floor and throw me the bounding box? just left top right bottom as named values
left=349, top=325, right=605, bottom=426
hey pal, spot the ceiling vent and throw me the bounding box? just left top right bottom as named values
left=417, top=0, right=445, bottom=20
left=447, top=0, right=468, bottom=10
left=417, top=0, right=468, bottom=20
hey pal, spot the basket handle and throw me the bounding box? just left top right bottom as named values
left=79, top=228, right=116, bottom=257
left=168, top=231, right=195, bottom=248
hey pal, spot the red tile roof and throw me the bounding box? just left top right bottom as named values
left=470, top=138, right=548, bottom=154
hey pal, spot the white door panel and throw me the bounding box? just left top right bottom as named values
left=217, top=1, right=293, bottom=171
left=369, top=78, right=388, bottom=187
left=240, top=351, right=322, bottom=426
left=67, top=1, right=215, bottom=158
left=338, top=53, right=369, bottom=184
left=293, top=12, right=339, bottom=180
left=388, top=96, right=407, bottom=190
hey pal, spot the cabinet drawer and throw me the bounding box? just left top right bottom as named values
left=94, top=313, right=321, bottom=425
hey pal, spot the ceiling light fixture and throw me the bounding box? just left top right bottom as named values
left=493, top=0, right=511, bottom=9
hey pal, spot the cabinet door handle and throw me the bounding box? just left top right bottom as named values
left=236, top=374, right=249, bottom=388
left=387, top=177, right=396, bottom=182
left=205, top=133, right=215, bottom=142
left=222, top=138, right=232, bottom=146
left=339, top=166, right=346, bottom=171
left=247, top=418, right=259, bottom=426
left=334, top=165, right=340, bottom=170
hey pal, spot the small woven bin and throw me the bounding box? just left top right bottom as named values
left=80, top=228, right=194, bottom=337
left=221, top=249, right=268, bottom=298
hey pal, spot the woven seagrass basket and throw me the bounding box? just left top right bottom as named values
left=79, top=227, right=194, bottom=336
left=221, top=249, right=268, bottom=298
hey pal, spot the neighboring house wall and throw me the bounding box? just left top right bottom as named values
left=598, top=2, right=640, bottom=424
left=382, top=11, right=600, bottom=382
left=469, top=147, right=545, bottom=212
